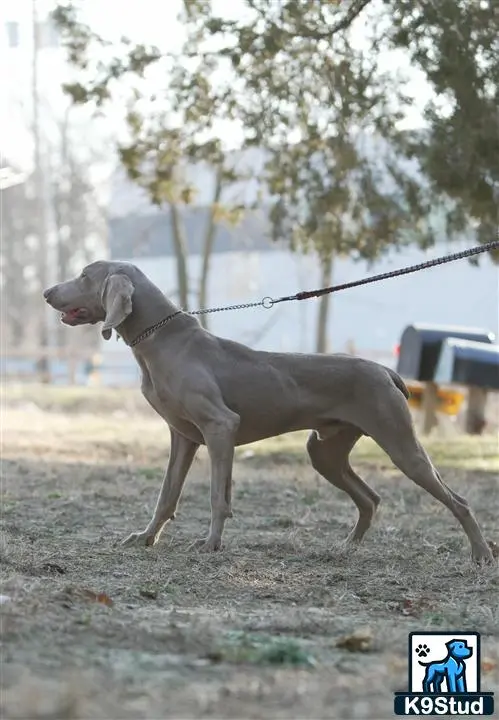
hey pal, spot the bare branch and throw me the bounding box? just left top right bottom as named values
left=288, top=0, right=373, bottom=40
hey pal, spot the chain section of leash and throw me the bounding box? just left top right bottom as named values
left=187, top=240, right=498, bottom=314
left=189, top=298, right=274, bottom=316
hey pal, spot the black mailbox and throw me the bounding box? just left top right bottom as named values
left=435, top=339, right=499, bottom=389
left=396, top=324, right=495, bottom=381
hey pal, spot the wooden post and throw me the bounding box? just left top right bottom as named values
left=345, top=339, right=356, bottom=355
left=465, top=386, right=487, bottom=435
left=36, top=353, right=50, bottom=383
left=422, top=381, right=439, bottom=434
left=68, top=357, right=77, bottom=385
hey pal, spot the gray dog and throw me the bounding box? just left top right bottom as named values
left=43, top=261, right=493, bottom=562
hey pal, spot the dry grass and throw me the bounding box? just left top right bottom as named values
left=1, top=385, right=498, bottom=718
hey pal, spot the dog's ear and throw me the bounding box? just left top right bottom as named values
left=101, top=274, right=134, bottom=340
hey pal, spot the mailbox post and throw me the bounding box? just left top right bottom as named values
left=396, top=324, right=496, bottom=434
left=435, top=338, right=499, bottom=434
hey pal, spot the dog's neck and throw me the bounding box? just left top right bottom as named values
left=115, top=276, right=195, bottom=346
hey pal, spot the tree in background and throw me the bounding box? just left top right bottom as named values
left=199, top=0, right=498, bottom=248
left=118, top=103, right=245, bottom=322
left=387, top=0, right=498, bottom=247
left=0, top=128, right=105, bottom=355
left=53, top=0, right=497, bottom=350
left=184, top=0, right=498, bottom=348
left=48, top=110, right=106, bottom=348
left=185, top=0, right=432, bottom=351
left=53, top=4, right=246, bottom=326
left=196, top=0, right=497, bottom=249
left=0, top=162, right=36, bottom=348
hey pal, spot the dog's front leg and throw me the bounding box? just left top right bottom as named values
left=122, top=429, right=198, bottom=548
left=196, top=413, right=239, bottom=552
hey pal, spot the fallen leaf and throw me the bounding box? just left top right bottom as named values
left=64, top=587, right=114, bottom=607
left=481, top=658, right=497, bottom=673
left=92, top=591, right=114, bottom=607
left=394, top=597, right=432, bottom=616
left=336, top=628, right=373, bottom=652
left=401, top=599, right=414, bottom=616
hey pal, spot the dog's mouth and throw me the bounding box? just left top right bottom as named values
left=60, top=308, right=89, bottom=325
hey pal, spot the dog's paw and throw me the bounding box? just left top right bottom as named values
left=336, top=537, right=362, bottom=554
left=472, top=543, right=496, bottom=566
left=416, top=644, right=430, bottom=658
left=192, top=536, right=222, bottom=553
left=121, top=530, right=156, bottom=548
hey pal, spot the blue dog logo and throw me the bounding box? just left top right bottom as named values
left=417, top=638, right=473, bottom=694
left=394, top=631, right=495, bottom=715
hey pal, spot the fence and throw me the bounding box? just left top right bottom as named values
left=1, top=347, right=99, bottom=385
left=0, top=344, right=397, bottom=386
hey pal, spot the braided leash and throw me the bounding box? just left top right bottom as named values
left=129, top=240, right=499, bottom=346
left=190, top=239, right=499, bottom=314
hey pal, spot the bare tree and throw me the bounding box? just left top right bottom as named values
left=47, top=111, right=107, bottom=349
left=0, top=163, right=36, bottom=348
left=54, top=4, right=247, bottom=326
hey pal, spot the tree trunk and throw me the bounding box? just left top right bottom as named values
left=55, top=234, right=71, bottom=348
left=53, top=117, right=70, bottom=349
left=2, top=185, right=27, bottom=347
left=54, top=217, right=68, bottom=348
left=168, top=202, right=190, bottom=309
left=198, top=165, right=223, bottom=329
left=32, top=0, right=50, bottom=382
left=315, top=253, right=334, bottom=354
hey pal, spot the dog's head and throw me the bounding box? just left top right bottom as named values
left=43, top=261, right=135, bottom=340
left=446, top=639, right=473, bottom=660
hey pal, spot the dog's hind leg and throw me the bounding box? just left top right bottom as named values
left=306, top=427, right=380, bottom=547
left=358, top=393, right=493, bottom=564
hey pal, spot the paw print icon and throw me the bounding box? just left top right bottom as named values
left=415, top=643, right=430, bottom=658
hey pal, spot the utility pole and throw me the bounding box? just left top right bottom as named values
left=32, top=0, right=50, bottom=381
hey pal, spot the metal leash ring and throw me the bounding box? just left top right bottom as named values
left=261, top=296, right=274, bottom=309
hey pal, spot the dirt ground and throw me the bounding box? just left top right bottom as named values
left=1, top=385, right=498, bottom=719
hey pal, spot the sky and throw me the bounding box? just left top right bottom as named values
left=0, top=0, right=433, bottom=173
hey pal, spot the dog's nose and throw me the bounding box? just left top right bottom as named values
left=43, top=287, right=54, bottom=300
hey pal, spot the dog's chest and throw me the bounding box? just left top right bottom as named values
left=140, top=374, right=202, bottom=440
left=142, top=382, right=184, bottom=420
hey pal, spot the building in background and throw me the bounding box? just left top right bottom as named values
left=1, top=4, right=65, bottom=171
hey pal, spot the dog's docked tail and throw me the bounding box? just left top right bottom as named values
left=387, top=368, right=410, bottom=399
